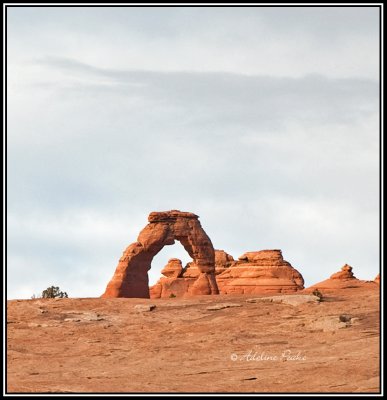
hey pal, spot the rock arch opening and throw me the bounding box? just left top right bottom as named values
left=149, top=241, right=193, bottom=286
left=102, top=210, right=219, bottom=298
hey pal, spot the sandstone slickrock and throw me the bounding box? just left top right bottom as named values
left=206, top=303, right=242, bottom=310
left=215, top=250, right=304, bottom=294
left=8, top=286, right=380, bottom=393
left=134, top=304, right=156, bottom=312
left=374, top=274, right=380, bottom=285
left=246, top=294, right=320, bottom=306
left=306, top=264, right=364, bottom=290
left=308, top=316, right=349, bottom=332
left=102, top=210, right=219, bottom=298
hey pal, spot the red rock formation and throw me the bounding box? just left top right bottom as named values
left=150, top=250, right=234, bottom=299
left=149, top=272, right=194, bottom=299
left=150, top=249, right=233, bottom=298
left=102, top=210, right=219, bottom=298
left=215, top=250, right=235, bottom=275
left=149, top=258, right=193, bottom=299
left=330, top=264, right=355, bottom=280
left=374, top=274, right=380, bottom=285
left=161, top=258, right=183, bottom=278
left=306, top=264, right=362, bottom=290
left=216, top=250, right=304, bottom=294
left=150, top=249, right=304, bottom=297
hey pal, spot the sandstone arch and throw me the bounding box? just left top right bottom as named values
left=102, top=210, right=219, bottom=298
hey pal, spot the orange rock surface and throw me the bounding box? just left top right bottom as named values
left=7, top=285, right=380, bottom=393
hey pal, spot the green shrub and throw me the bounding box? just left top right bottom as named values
left=169, top=293, right=176, bottom=298
left=42, top=286, right=68, bottom=299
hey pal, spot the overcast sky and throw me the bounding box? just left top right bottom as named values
left=7, top=6, right=380, bottom=299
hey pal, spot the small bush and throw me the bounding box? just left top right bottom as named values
left=42, top=286, right=68, bottom=299
left=312, top=289, right=323, bottom=301
left=169, top=293, right=176, bottom=298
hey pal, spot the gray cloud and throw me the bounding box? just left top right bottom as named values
left=7, top=7, right=379, bottom=79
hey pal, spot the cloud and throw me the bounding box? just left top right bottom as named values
left=7, top=7, right=379, bottom=79
left=7, top=7, right=380, bottom=299
left=8, top=57, right=379, bottom=208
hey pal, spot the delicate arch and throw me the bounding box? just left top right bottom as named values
left=102, top=210, right=219, bottom=298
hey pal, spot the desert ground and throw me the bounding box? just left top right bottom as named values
left=7, top=285, right=380, bottom=393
